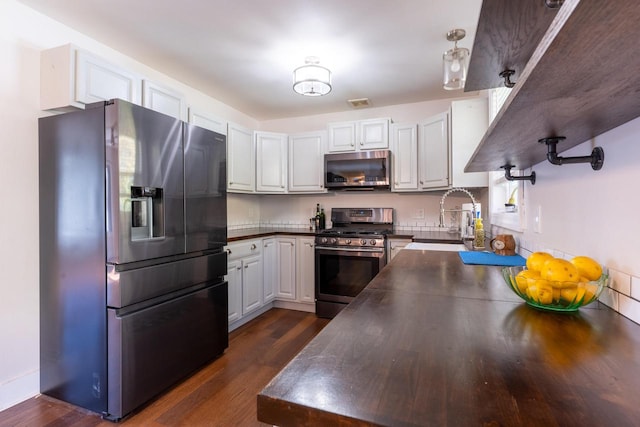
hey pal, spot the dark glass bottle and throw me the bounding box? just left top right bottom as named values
left=319, top=208, right=326, bottom=230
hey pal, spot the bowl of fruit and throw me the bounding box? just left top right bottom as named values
left=502, top=252, right=608, bottom=312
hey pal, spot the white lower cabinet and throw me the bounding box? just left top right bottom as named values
left=226, top=259, right=243, bottom=324
left=275, top=238, right=297, bottom=300
left=387, top=238, right=412, bottom=262
left=225, top=239, right=264, bottom=330
left=241, top=255, right=263, bottom=315
left=227, top=235, right=318, bottom=327
left=262, top=238, right=277, bottom=303
left=296, top=237, right=316, bottom=304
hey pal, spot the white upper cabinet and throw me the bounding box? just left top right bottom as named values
left=41, top=44, right=142, bottom=111
left=391, top=123, right=418, bottom=191
left=359, top=118, right=390, bottom=150
left=450, top=98, right=489, bottom=188
left=142, top=80, right=186, bottom=120
left=256, top=131, right=288, bottom=193
left=227, top=122, right=255, bottom=193
left=418, top=111, right=450, bottom=190
left=188, top=108, right=227, bottom=135
left=327, top=121, right=357, bottom=152
left=327, top=118, right=390, bottom=152
left=288, top=131, right=326, bottom=193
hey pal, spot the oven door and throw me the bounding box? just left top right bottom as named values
left=315, top=246, right=386, bottom=304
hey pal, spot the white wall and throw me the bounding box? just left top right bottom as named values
left=493, top=116, right=640, bottom=325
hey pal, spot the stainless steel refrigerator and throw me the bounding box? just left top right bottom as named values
left=39, top=99, right=228, bottom=420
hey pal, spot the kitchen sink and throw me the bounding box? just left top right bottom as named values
left=404, top=242, right=467, bottom=252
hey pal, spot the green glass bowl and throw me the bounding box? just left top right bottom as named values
left=501, top=265, right=608, bottom=312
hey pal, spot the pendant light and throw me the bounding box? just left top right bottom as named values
left=443, top=29, right=469, bottom=91
left=293, top=57, right=332, bottom=96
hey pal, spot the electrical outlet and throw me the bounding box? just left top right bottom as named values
left=414, top=208, right=425, bottom=219
left=534, top=205, right=542, bottom=233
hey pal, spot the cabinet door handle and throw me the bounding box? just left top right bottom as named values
left=244, top=265, right=249, bottom=269
left=350, top=142, right=355, bottom=147
left=281, top=185, right=285, bottom=188
left=226, top=249, right=232, bottom=255
left=360, top=141, right=364, bottom=146
left=250, top=244, right=257, bottom=250
left=229, top=181, right=234, bottom=185
left=236, top=266, right=241, bottom=271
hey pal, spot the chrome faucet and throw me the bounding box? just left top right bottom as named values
left=439, top=187, right=477, bottom=229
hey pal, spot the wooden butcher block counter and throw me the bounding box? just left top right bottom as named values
left=258, top=249, right=640, bottom=426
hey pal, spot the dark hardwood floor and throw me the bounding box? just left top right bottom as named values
left=0, top=309, right=329, bottom=427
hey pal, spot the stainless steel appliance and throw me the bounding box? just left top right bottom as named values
left=324, top=150, right=391, bottom=189
left=315, top=208, right=393, bottom=318
left=39, top=99, right=228, bottom=420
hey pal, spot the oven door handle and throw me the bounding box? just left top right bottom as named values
left=316, top=246, right=385, bottom=254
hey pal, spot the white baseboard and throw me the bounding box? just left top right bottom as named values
left=273, top=300, right=315, bottom=313
left=0, top=369, right=39, bottom=412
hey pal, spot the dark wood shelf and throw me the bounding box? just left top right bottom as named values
left=465, top=0, right=559, bottom=92
left=466, top=0, right=640, bottom=172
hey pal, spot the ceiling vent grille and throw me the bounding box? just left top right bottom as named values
left=347, top=98, right=371, bottom=108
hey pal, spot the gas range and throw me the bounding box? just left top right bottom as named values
left=314, top=207, right=394, bottom=248
left=314, top=207, right=394, bottom=319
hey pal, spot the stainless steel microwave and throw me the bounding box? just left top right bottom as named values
left=324, top=150, right=391, bottom=189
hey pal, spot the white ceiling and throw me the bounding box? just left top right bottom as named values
left=19, top=0, right=483, bottom=120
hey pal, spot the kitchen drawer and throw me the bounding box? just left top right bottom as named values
left=225, top=239, right=262, bottom=260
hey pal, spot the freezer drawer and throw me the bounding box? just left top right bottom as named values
left=106, top=282, right=228, bottom=420
left=107, top=251, right=227, bottom=308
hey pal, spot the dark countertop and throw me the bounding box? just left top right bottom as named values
left=257, top=250, right=640, bottom=427
left=227, top=227, right=315, bottom=242
left=228, top=227, right=464, bottom=243
left=392, top=229, right=465, bottom=243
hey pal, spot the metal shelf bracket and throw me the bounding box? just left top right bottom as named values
left=538, top=136, right=605, bottom=170
left=499, top=69, right=516, bottom=88
left=501, top=165, right=536, bottom=185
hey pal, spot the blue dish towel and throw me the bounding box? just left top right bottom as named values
left=458, top=251, right=527, bottom=266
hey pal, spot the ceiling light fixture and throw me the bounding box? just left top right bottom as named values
left=443, top=29, right=469, bottom=91
left=293, top=56, right=332, bottom=96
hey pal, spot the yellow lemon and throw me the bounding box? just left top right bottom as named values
left=540, top=258, right=580, bottom=285
left=515, top=269, right=540, bottom=294
left=570, top=256, right=602, bottom=281
left=560, top=286, right=586, bottom=304
left=535, top=282, right=554, bottom=305
left=582, top=283, right=598, bottom=303
left=526, top=252, right=554, bottom=272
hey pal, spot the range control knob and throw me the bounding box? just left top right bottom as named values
left=321, top=237, right=328, bottom=244
left=370, top=240, right=377, bottom=246
left=345, top=239, right=352, bottom=245
left=330, top=238, right=338, bottom=245
left=360, top=239, right=367, bottom=245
